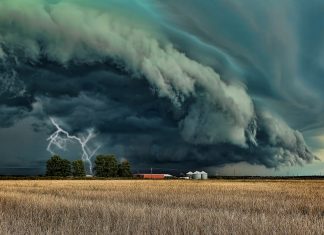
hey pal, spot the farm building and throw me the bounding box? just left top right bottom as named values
left=186, top=171, right=208, bottom=180
left=133, top=174, right=166, bottom=179
left=201, top=171, right=208, bottom=180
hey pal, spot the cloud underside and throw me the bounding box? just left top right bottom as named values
left=0, top=0, right=317, bottom=169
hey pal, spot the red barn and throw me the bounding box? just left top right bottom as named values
left=133, top=174, right=165, bottom=179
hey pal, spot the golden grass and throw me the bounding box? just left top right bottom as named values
left=0, top=180, right=323, bottom=234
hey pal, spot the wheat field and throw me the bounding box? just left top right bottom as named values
left=0, top=180, right=323, bottom=234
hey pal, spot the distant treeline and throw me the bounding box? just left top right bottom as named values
left=0, top=175, right=323, bottom=180
left=45, top=155, right=132, bottom=178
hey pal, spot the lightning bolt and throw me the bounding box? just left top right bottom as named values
left=47, top=117, right=101, bottom=175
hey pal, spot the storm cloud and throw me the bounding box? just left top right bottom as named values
left=0, top=0, right=321, bottom=173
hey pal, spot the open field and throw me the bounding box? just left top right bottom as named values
left=0, top=180, right=323, bottom=234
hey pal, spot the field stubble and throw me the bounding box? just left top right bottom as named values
left=0, top=180, right=323, bottom=234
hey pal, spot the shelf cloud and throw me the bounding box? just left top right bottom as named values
left=0, top=0, right=322, bottom=173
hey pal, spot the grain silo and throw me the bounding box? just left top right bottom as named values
left=192, top=171, right=202, bottom=179
left=186, top=171, right=193, bottom=179
left=201, top=171, right=208, bottom=180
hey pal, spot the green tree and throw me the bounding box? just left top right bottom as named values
left=46, top=155, right=71, bottom=177
left=61, top=159, right=71, bottom=177
left=94, top=155, right=118, bottom=177
left=72, top=160, right=86, bottom=177
left=118, top=160, right=132, bottom=177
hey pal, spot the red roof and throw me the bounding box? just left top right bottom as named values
left=134, top=174, right=165, bottom=179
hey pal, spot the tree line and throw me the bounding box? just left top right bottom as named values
left=45, top=155, right=132, bottom=177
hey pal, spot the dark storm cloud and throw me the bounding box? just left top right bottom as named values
left=0, top=0, right=321, bottom=173
left=157, top=0, right=324, bottom=126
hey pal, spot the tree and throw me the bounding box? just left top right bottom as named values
left=46, top=155, right=71, bottom=177
left=94, top=155, right=118, bottom=177
left=118, top=160, right=132, bottom=177
left=61, top=159, right=71, bottom=177
left=72, top=160, right=86, bottom=177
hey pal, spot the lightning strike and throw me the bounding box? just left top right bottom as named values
left=47, top=118, right=100, bottom=175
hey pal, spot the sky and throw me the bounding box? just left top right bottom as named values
left=0, top=0, right=324, bottom=175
